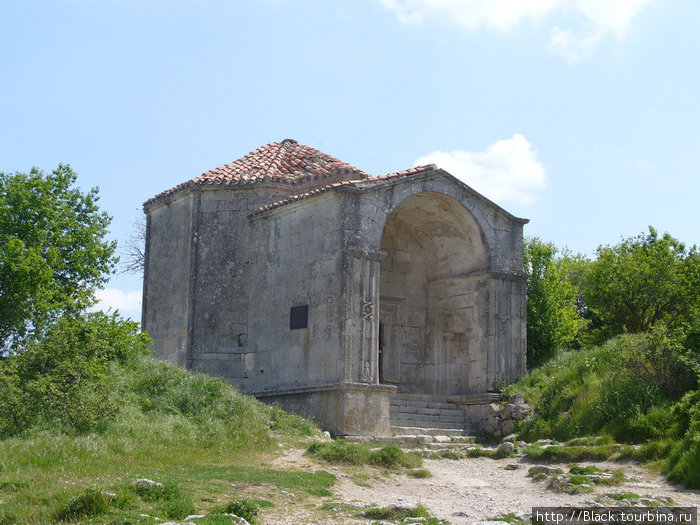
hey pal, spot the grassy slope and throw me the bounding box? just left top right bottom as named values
left=503, top=334, right=699, bottom=488
left=0, top=356, right=331, bottom=524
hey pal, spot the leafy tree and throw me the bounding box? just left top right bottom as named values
left=0, top=311, right=150, bottom=435
left=0, top=165, right=117, bottom=350
left=524, top=237, right=585, bottom=368
left=583, top=227, right=699, bottom=343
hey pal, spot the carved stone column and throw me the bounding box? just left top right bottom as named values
left=344, top=248, right=385, bottom=384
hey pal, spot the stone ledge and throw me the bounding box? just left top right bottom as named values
left=253, top=382, right=397, bottom=398
left=446, top=393, right=501, bottom=405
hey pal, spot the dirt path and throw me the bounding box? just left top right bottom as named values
left=266, top=448, right=699, bottom=524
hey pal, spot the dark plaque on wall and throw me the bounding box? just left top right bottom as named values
left=290, top=305, right=309, bottom=330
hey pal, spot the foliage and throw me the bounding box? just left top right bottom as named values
left=0, top=165, right=117, bottom=350
left=0, top=357, right=325, bottom=523
left=54, top=488, right=115, bottom=521
left=506, top=333, right=699, bottom=487
left=368, top=443, right=421, bottom=469
left=582, top=227, right=699, bottom=343
left=306, top=439, right=422, bottom=470
left=118, top=357, right=277, bottom=448
left=523, top=237, right=586, bottom=367
left=363, top=504, right=435, bottom=521
left=666, top=390, right=700, bottom=488
left=216, top=498, right=262, bottom=523
left=269, top=405, right=317, bottom=436
left=0, top=312, right=150, bottom=435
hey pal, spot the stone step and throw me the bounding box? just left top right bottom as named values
left=390, top=404, right=465, bottom=412
left=390, top=401, right=461, bottom=411
left=390, top=425, right=467, bottom=436
left=391, top=419, right=465, bottom=428
left=390, top=409, right=465, bottom=417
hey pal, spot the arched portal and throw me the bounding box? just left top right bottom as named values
left=378, top=192, right=490, bottom=396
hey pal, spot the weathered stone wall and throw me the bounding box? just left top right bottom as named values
left=337, top=171, right=527, bottom=398
left=246, top=193, right=347, bottom=393
left=142, top=194, right=195, bottom=367
left=143, top=166, right=527, bottom=436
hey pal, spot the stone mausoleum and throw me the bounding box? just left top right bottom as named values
left=142, top=139, right=528, bottom=436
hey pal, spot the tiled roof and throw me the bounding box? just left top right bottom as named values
left=249, top=164, right=437, bottom=217
left=144, top=139, right=370, bottom=207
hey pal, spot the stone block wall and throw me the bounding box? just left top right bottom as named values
left=142, top=194, right=195, bottom=367
left=246, top=193, right=346, bottom=393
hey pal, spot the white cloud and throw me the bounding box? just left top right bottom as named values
left=377, top=0, right=561, bottom=32
left=550, top=27, right=605, bottom=62
left=414, top=134, right=546, bottom=206
left=91, top=288, right=142, bottom=314
left=572, top=0, right=653, bottom=37
left=376, top=0, right=654, bottom=59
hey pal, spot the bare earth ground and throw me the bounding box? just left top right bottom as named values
left=263, top=447, right=699, bottom=525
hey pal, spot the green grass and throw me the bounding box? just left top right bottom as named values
left=0, top=356, right=330, bottom=524
left=488, top=512, right=528, bottom=525
left=306, top=440, right=422, bottom=470
left=363, top=504, right=444, bottom=524
left=503, top=333, right=699, bottom=488
left=431, top=449, right=464, bottom=460
left=569, top=464, right=602, bottom=475
left=407, top=468, right=433, bottom=478
left=603, top=492, right=640, bottom=501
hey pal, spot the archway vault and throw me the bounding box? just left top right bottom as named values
left=378, top=192, right=491, bottom=395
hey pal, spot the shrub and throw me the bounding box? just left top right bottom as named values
left=307, top=440, right=422, bottom=470
left=216, top=498, right=261, bottom=523
left=0, top=312, right=150, bottom=436
left=408, top=468, right=432, bottom=478
left=364, top=504, right=432, bottom=521
left=306, top=439, right=367, bottom=465
left=269, top=406, right=317, bottom=436
left=367, top=443, right=401, bottom=466
left=54, top=488, right=114, bottom=521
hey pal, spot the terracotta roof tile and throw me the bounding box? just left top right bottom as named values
left=248, top=164, right=438, bottom=217
left=144, top=139, right=438, bottom=211
left=249, top=180, right=366, bottom=217
left=144, top=139, right=370, bottom=207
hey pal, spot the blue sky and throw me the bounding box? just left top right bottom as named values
left=1, top=0, right=698, bottom=321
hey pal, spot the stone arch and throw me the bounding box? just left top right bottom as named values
left=377, top=191, right=491, bottom=395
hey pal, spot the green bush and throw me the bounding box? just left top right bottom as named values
left=364, top=504, right=432, bottom=521
left=112, top=356, right=275, bottom=449
left=506, top=331, right=699, bottom=488
left=216, top=498, right=262, bottom=523
left=667, top=391, right=700, bottom=488
left=368, top=444, right=421, bottom=469
left=54, top=488, right=114, bottom=521
left=0, top=312, right=150, bottom=436
left=269, top=406, right=317, bottom=436
left=307, top=440, right=422, bottom=470
left=306, top=439, right=367, bottom=465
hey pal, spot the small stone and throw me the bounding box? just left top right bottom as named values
left=508, top=393, right=525, bottom=404
left=223, top=515, right=251, bottom=525
left=534, top=439, right=554, bottom=445
left=529, top=465, right=560, bottom=476
left=132, top=478, right=164, bottom=489
left=501, top=419, right=516, bottom=435
left=496, top=442, right=516, bottom=456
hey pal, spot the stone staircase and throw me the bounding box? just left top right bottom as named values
left=386, top=393, right=480, bottom=446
